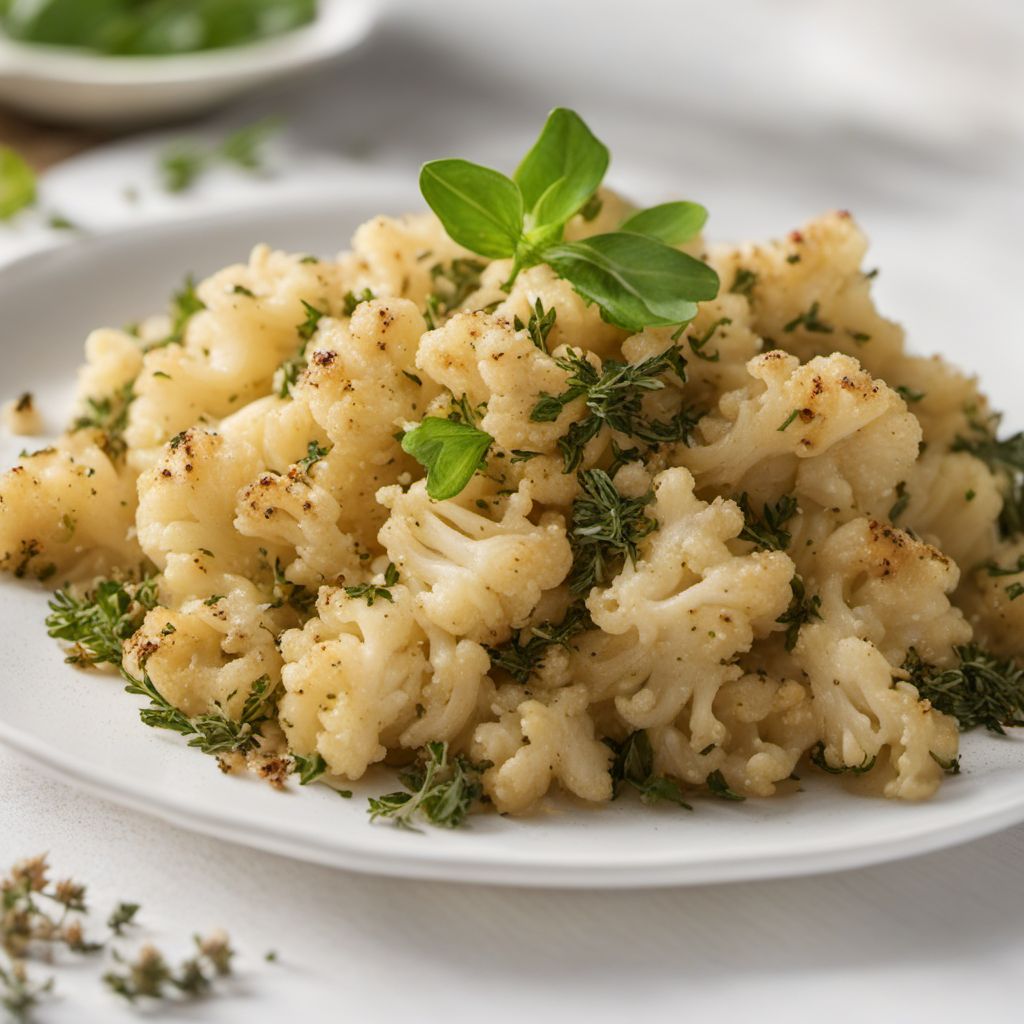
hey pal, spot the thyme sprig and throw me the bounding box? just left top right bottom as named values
left=736, top=493, right=798, bottom=551
left=46, top=574, right=158, bottom=668
left=607, top=731, right=691, bottom=808
left=777, top=575, right=822, bottom=651
left=568, top=469, right=657, bottom=594
left=530, top=345, right=694, bottom=472
left=904, top=644, right=1024, bottom=734
left=487, top=602, right=592, bottom=683
left=368, top=742, right=490, bottom=831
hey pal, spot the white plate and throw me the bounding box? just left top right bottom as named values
left=0, top=0, right=378, bottom=127
left=1, top=190, right=1023, bottom=889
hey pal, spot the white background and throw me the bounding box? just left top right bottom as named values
left=2, top=0, right=1024, bottom=1020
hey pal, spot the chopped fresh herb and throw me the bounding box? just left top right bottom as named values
left=530, top=345, right=693, bottom=473
left=368, top=741, right=489, bottom=831
left=889, top=481, right=910, bottom=523
left=342, top=288, right=375, bottom=316
left=904, top=644, right=1024, bottom=734
left=402, top=370, right=423, bottom=386
left=159, top=144, right=207, bottom=193
left=159, top=118, right=280, bottom=193
left=446, top=392, right=486, bottom=428
left=202, top=594, right=225, bottom=607
left=344, top=563, right=400, bottom=606
left=687, top=317, right=729, bottom=362
left=895, top=384, right=925, bottom=403
left=423, top=258, right=488, bottom=327
left=269, top=558, right=317, bottom=616
left=510, top=449, right=542, bottom=463
left=777, top=575, right=821, bottom=651
left=809, top=742, right=876, bottom=775
left=47, top=212, right=79, bottom=232
left=847, top=329, right=871, bottom=344
left=736, top=492, right=798, bottom=551
left=220, top=118, right=281, bottom=171
left=966, top=489, right=976, bottom=502
left=729, top=267, right=757, bottom=297
left=706, top=769, right=745, bottom=801
left=232, top=284, right=255, bottom=297
left=783, top=301, right=832, bottom=334
left=568, top=469, right=657, bottom=594
left=297, top=439, right=331, bottom=474
left=292, top=752, right=328, bottom=785
left=296, top=299, right=327, bottom=341
left=46, top=574, right=158, bottom=668
left=401, top=417, right=493, bottom=500
left=487, top=603, right=592, bottom=683
left=72, top=380, right=135, bottom=459
left=513, top=297, right=557, bottom=353
left=608, top=731, right=692, bottom=808
left=777, top=408, right=799, bottom=432
left=145, top=275, right=206, bottom=350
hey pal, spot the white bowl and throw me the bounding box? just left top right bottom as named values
left=0, top=0, right=378, bottom=127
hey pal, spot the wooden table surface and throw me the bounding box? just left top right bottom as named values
left=0, top=108, right=107, bottom=170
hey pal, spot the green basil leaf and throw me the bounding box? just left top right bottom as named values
left=620, top=201, right=707, bottom=245
left=0, top=147, right=37, bottom=221
left=420, top=159, right=523, bottom=259
left=514, top=108, right=609, bottom=228
left=401, top=417, right=494, bottom=500
left=544, top=232, right=720, bottom=330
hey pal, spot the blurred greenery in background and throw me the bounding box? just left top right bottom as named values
left=0, top=0, right=316, bottom=56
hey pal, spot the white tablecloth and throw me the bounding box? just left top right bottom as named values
left=2, top=1, right=1023, bottom=1019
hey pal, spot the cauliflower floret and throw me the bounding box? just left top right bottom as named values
left=681, top=351, right=920, bottom=519
left=136, top=428, right=268, bottom=578
left=587, top=467, right=794, bottom=748
left=417, top=311, right=601, bottom=506
left=796, top=631, right=958, bottom=800
left=792, top=517, right=965, bottom=799
left=337, top=213, right=469, bottom=307
left=651, top=671, right=817, bottom=797
left=75, top=328, right=143, bottom=415
left=806, top=517, right=971, bottom=667
left=125, top=247, right=346, bottom=466
left=378, top=479, right=572, bottom=645
left=124, top=568, right=286, bottom=718
left=398, top=617, right=493, bottom=749
left=234, top=468, right=363, bottom=589
left=709, top=211, right=905, bottom=373
left=289, top=298, right=428, bottom=549
left=0, top=437, right=140, bottom=581
left=622, top=294, right=762, bottom=409
left=962, top=537, right=1024, bottom=658
left=708, top=211, right=990, bottom=447
left=901, top=450, right=1002, bottom=570
left=278, top=584, right=428, bottom=779
left=471, top=683, right=612, bottom=814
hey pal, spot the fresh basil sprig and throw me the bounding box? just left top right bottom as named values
left=401, top=417, right=493, bottom=500
left=419, top=108, right=718, bottom=331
